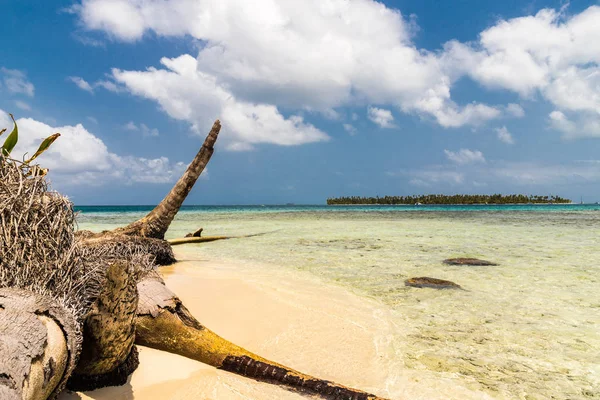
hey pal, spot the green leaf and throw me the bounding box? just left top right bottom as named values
left=25, top=133, right=61, bottom=163
left=0, top=128, right=6, bottom=137
left=1, top=114, right=18, bottom=157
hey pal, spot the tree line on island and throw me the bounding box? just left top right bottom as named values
left=327, top=194, right=572, bottom=205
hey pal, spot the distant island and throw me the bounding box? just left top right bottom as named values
left=327, top=194, right=572, bottom=205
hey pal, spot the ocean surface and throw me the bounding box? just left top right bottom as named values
left=77, top=205, right=600, bottom=399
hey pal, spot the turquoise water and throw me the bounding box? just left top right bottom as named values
left=77, top=205, right=600, bottom=399
left=76, top=203, right=600, bottom=215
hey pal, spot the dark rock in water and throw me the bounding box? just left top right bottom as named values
left=443, top=258, right=498, bottom=266
left=405, top=277, right=462, bottom=289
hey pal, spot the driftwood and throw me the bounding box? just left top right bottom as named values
left=168, top=235, right=230, bottom=245
left=168, top=231, right=279, bottom=246
left=0, top=118, right=387, bottom=399
left=135, top=273, right=385, bottom=400
left=185, top=227, right=203, bottom=237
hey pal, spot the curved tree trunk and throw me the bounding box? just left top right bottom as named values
left=0, top=289, right=81, bottom=400
left=135, top=273, right=387, bottom=400
left=67, top=262, right=140, bottom=391
left=114, top=120, right=221, bottom=240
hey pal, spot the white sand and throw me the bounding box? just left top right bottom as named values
left=60, top=252, right=393, bottom=399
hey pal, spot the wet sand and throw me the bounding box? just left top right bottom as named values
left=60, top=252, right=394, bottom=400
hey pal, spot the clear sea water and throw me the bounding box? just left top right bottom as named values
left=77, top=205, right=600, bottom=399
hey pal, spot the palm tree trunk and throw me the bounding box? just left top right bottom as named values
left=135, top=273, right=387, bottom=400
left=115, top=120, right=221, bottom=239
left=0, top=289, right=81, bottom=400
left=67, top=262, right=140, bottom=391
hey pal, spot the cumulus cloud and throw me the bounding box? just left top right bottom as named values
left=110, top=55, right=329, bottom=150
left=123, top=121, right=159, bottom=137
left=73, top=2, right=600, bottom=139
left=68, top=76, right=95, bottom=92
left=444, top=149, right=486, bottom=165
left=495, top=126, right=515, bottom=144
left=343, top=123, right=357, bottom=135
left=14, top=100, right=31, bottom=111
left=0, top=109, right=187, bottom=185
left=443, top=6, right=600, bottom=136
left=1, top=68, right=35, bottom=96
left=506, top=104, right=525, bottom=118
left=367, top=107, right=395, bottom=128
left=548, top=110, right=600, bottom=139
left=74, top=0, right=503, bottom=131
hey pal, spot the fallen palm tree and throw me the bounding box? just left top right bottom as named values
left=0, top=116, right=387, bottom=400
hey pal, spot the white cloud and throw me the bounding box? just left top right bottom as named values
left=506, top=103, right=525, bottom=118
left=123, top=121, right=159, bottom=137
left=14, top=100, right=31, bottom=111
left=124, top=121, right=138, bottom=131
left=0, top=109, right=187, bottom=185
left=74, top=2, right=600, bottom=138
left=110, top=55, right=329, bottom=150
left=495, top=126, right=515, bottom=144
left=68, top=76, right=95, bottom=93
left=548, top=110, right=600, bottom=139
left=87, top=116, right=98, bottom=124
left=75, top=0, right=502, bottom=130
left=368, top=107, right=395, bottom=128
left=391, top=159, right=600, bottom=192
left=444, top=149, right=486, bottom=165
left=94, top=79, right=123, bottom=93
left=140, top=123, right=159, bottom=137
left=493, top=161, right=600, bottom=186
left=343, top=123, right=357, bottom=135
left=1, top=68, right=34, bottom=96
left=410, top=170, right=465, bottom=186
left=442, top=6, right=600, bottom=137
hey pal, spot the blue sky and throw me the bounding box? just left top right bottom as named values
left=1, top=0, right=600, bottom=205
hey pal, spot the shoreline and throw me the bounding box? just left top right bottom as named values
left=59, top=251, right=395, bottom=400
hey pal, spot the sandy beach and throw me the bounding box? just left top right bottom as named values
left=60, top=249, right=394, bottom=400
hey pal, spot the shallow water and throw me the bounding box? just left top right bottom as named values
left=78, top=206, right=600, bottom=399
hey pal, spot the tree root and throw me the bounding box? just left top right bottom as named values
left=135, top=273, right=387, bottom=400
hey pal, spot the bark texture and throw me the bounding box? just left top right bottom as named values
left=168, top=236, right=230, bottom=246
left=135, top=273, right=386, bottom=400
left=0, top=289, right=80, bottom=400
left=67, top=262, right=140, bottom=391
left=114, top=120, right=221, bottom=240
left=78, top=234, right=176, bottom=266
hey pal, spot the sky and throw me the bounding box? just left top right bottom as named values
left=1, top=0, right=600, bottom=205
